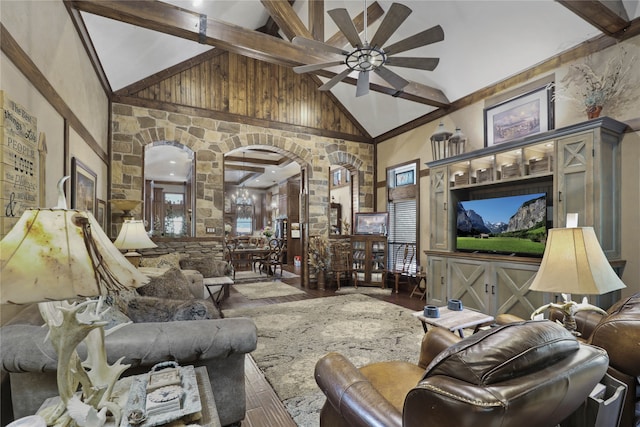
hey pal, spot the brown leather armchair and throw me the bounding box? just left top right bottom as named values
left=576, top=293, right=639, bottom=427
left=497, top=292, right=640, bottom=427
left=315, top=320, right=609, bottom=427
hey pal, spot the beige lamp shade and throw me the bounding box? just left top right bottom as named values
left=114, top=220, right=157, bottom=251
left=529, top=227, right=626, bottom=295
left=0, top=208, right=149, bottom=305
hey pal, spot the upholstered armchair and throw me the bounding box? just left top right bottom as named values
left=496, top=293, right=640, bottom=427
left=315, top=320, right=609, bottom=427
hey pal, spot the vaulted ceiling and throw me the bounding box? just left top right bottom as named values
left=67, top=0, right=640, bottom=140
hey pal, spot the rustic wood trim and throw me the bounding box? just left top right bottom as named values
left=376, top=180, right=386, bottom=189
left=64, top=0, right=111, bottom=96
left=558, top=0, right=630, bottom=37
left=0, top=23, right=108, bottom=164
left=419, top=168, right=430, bottom=179
left=115, top=48, right=225, bottom=97
left=261, top=0, right=313, bottom=41
left=309, top=0, right=324, bottom=41
left=112, top=94, right=372, bottom=143
left=374, top=25, right=640, bottom=143
left=389, top=184, right=416, bottom=201
left=70, top=0, right=449, bottom=108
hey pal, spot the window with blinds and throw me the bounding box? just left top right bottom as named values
left=387, top=197, right=417, bottom=274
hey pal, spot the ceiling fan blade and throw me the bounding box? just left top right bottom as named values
left=369, top=3, right=411, bottom=48
left=384, top=25, right=445, bottom=56
left=292, top=36, right=349, bottom=56
left=356, top=70, right=370, bottom=97
left=328, top=8, right=363, bottom=48
left=318, top=68, right=353, bottom=91
left=374, top=66, right=409, bottom=91
left=385, top=57, right=440, bottom=71
left=294, top=61, right=345, bottom=74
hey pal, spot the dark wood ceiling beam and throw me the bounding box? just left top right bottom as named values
left=557, top=0, right=630, bottom=37
left=226, top=164, right=266, bottom=173
left=70, top=0, right=448, bottom=107
left=226, top=156, right=281, bottom=166
left=260, top=0, right=312, bottom=40
left=309, top=0, right=324, bottom=41
left=257, top=0, right=294, bottom=37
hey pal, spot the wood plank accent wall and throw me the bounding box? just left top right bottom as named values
left=129, top=51, right=366, bottom=139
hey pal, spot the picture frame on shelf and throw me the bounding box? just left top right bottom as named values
left=96, top=199, right=107, bottom=230
left=484, top=85, right=554, bottom=147
left=395, top=170, right=414, bottom=187
left=354, top=212, right=388, bottom=235
left=71, top=157, right=97, bottom=215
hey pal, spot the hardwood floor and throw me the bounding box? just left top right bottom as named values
left=223, top=266, right=427, bottom=427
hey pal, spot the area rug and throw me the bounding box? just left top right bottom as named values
left=234, top=280, right=306, bottom=299
left=223, top=294, right=424, bottom=426
left=334, top=286, right=392, bottom=296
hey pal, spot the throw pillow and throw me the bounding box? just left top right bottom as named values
left=137, top=267, right=193, bottom=300
left=140, top=252, right=183, bottom=269
left=126, top=297, right=220, bottom=322
left=179, top=257, right=228, bottom=278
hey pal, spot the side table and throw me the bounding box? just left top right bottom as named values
left=38, top=366, right=221, bottom=427
left=412, top=307, right=494, bottom=337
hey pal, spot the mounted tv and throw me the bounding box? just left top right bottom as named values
left=455, top=193, right=548, bottom=257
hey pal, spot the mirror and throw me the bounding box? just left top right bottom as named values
left=330, top=166, right=353, bottom=235
left=144, top=144, right=195, bottom=237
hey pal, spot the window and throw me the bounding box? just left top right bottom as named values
left=386, top=161, right=419, bottom=273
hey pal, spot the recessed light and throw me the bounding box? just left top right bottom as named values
left=169, top=172, right=175, bottom=176
left=169, top=160, right=176, bottom=164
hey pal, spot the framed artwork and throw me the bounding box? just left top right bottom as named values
left=96, top=199, right=107, bottom=230
left=354, top=212, right=388, bottom=235
left=395, top=170, right=414, bottom=187
left=484, top=85, right=554, bottom=147
left=71, top=157, right=97, bottom=215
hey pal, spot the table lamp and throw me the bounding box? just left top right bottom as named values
left=0, top=177, right=149, bottom=426
left=529, top=226, right=626, bottom=334
left=114, top=219, right=157, bottom=267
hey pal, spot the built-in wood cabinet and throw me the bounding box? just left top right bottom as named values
left=351, top=235, right=387, bottom=287
left=425, top=117, right=627, bottom=315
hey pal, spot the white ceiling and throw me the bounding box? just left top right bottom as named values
left=79, top=0, right=639, bottom=182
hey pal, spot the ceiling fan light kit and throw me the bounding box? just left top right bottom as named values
left=293, top=2, right=444, bottom=97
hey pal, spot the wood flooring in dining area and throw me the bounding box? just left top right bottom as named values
left=224, top=266, right=427, bottom=427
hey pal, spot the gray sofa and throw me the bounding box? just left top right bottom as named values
left=0, top=261, right=256, bottom=427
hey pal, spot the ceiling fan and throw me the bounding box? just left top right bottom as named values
left=292, top=1, right=444, bottom=97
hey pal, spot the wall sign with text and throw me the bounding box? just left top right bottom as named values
left=1, top=91, right=40, bottom=238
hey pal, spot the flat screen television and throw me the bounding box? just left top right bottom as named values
left=455, top=193, right=548, bottom=257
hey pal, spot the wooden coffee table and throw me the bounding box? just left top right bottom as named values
left=412, top=306, right=494, bottom=337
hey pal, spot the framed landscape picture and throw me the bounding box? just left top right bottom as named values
left=484, top=85, right=554, bottom=147
left=354, top=212, right=388, bottom=235
left=71, top=157, right=97, bottom=215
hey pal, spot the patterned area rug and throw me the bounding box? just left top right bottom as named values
left=223, top=294, right=423, bottom=426
left=334, top=286, right=392, bottom=296
left=233, top=281, right=306, bottom=299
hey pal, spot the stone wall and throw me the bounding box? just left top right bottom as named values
left=110, top=103, right=375, bottom=241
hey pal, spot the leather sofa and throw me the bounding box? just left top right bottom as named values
left=314, top=320, right=609, bottom=427
left=1, top=289, right=256, bottom=427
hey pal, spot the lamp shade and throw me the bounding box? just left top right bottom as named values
left=1, top=209, right=149, bottom=305
left=529, top=227, right=626, bottom=295
left=114, top=220, right=157, bottom=251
